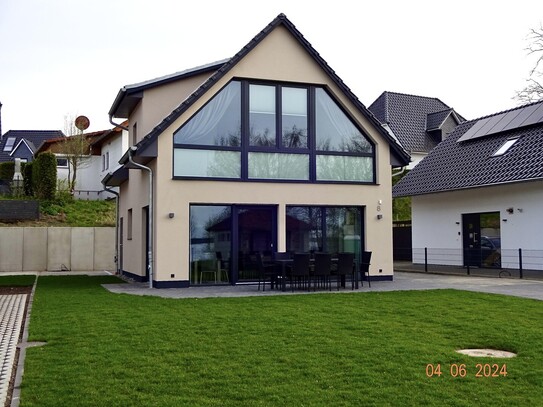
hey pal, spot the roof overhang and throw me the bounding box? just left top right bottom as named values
left=102, top=167, right=129, bottom=187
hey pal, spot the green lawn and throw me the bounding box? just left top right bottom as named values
left=18, top=276, right=543, bottom=406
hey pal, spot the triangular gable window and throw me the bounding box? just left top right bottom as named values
left=173, top=80, right=375, bottom=183
left=315, top=88, right=373, bottom=154
left=174, top=81, right=241, bottom=147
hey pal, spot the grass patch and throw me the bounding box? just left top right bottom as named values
left=0, top=274, right=36, bottom=286
left=0, top=199, right=115, bottom=227
left=21, top=276, right=543, bottom=406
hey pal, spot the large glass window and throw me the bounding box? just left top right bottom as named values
left=248, top=152, right=309, bottom=180
left=190, top=205, right=232, bottom=285
left=174, top=149, right=240, bottom=178
left=174, top=80, right=375, bottom=183
left=250, top=84, right=276, bottom=146
left=282, top=87, right=308, bottom=148
left=315, top=88, right=372, bottom=153
left=286, top=206, right=363, bottom=263
left=316, top=155, right=373, bottom=182
left=174, top=81, right=241, bottom=147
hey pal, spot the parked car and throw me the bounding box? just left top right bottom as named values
left=481, top=236, right=501, bottom=268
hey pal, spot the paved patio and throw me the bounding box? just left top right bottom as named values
left=103, top=271, right=543, bottom=301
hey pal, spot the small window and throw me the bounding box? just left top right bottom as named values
left=3, top=137, right=16, bottom=152
left=132, top=123, right=138, bottom=146
left=493, top=138, right=518, bottom=156
left=127, top=209, right=133, bottom=240
left=56, top=158, right=68, bottom=167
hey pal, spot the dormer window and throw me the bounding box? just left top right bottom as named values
left=3, top=137, right=16, bottom=152
left=493, top=138, right=518, bottom=157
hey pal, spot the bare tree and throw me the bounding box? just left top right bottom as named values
left=515, top=25, right=543, bottom=104
left=62, top=115, right=92, bottom=192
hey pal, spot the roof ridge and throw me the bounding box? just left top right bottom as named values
left=132, top=13, right=409, bottom=165
left=463, top=99, right=543, bottom=125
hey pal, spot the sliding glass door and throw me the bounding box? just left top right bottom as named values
left=286, top=206, right=364, bottom=264
left=189, top=204, right=277, bottom=285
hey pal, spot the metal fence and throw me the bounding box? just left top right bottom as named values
left=394, top=247, right=543, bottom=279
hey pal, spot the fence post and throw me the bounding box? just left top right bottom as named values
left=424, top=247, right=428, bottom=272
left=518, top=248, right=523, bottom=279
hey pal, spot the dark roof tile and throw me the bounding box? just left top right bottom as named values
left=368, top=91, right=465, bottom=153
left=393, top=100, right=543, bottom=197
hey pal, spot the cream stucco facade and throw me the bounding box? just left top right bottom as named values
left=109, top=15, right=408, bottom=287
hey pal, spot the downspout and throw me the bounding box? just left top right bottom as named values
left=102, top=187, right=120, bottom=275
left=392, top=166, right=407, bottom=178
left=127, top=146, right=154, bottom=288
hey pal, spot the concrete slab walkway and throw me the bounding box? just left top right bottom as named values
left=103, top=271, right=543, bottom=301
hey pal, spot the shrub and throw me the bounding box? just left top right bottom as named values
left=0, top=162, right=15, bottom=182
left=23, top=162, right=33, bottom=196
left=33, top=152, right=57, bottom=200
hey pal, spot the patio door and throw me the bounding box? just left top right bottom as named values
left=233, top=205, right=277, bottom=283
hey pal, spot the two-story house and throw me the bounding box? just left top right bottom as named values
left=103, top=14, right=409, bottom=288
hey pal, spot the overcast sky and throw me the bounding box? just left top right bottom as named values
left=1, top=0, right=542, bottom=133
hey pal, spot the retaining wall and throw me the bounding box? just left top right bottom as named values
left=0, top=227, right=115, bottom=272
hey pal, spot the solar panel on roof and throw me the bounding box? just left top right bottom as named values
left=457, top=101, right=543, bottom=142
left=521, top=102, right=543, bottom=127
left=456, top=117, right=491, bottom=142
left=485, top=109, right=521, bottom=136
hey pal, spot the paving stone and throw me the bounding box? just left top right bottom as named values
left=0, top=294, right=27, bottom=407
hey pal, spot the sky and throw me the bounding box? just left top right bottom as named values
left=1, top=0, right=542, bottom=134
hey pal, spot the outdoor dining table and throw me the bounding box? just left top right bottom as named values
left=273, top=256, right=359, bottom=292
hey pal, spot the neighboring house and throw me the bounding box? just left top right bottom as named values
left=393, top=100, right=543, bottom=271
left=0, top=130, right=65, bottom=163
left=369, top=92, right=465, bottom=168
left=104, top=13, right=409, bottom=288
left=35, top=126, right=128, bottom=200
left=90, top=123, right=129, bottom=198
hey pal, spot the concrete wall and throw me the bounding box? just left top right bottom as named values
left=0, top=227, right=115, bottom=272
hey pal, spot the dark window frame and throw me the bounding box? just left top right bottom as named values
left=173, top=79, right=375, bottom=184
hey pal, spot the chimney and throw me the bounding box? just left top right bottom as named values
left=0, top=101, right=3, bottom=141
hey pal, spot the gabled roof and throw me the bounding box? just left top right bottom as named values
left=109, top=61, right=229, bottom=118
left=0, top=130, right=64, bottom=162
left=393, top=100, right=543, bottom=197
left=10, top=138, right=34, bottom=157
left=368, top=91, right=465, bottom=153
left=35, top=129, right=112, bottom=156
left=115, top=13, right=409, bottom=167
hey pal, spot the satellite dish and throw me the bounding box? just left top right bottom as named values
left=75, top=115, right=90, bottom=131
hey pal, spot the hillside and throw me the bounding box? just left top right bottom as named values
left=0, top=199, right=116, bottom=227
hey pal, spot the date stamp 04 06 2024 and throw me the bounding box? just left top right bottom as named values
left=426, top=363, right=508, bottom=378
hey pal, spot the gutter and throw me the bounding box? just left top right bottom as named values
left=127, top=146, right=154, bottom=289
left=109, top=114, right=129, bottom=131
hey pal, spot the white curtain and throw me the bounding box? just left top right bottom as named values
left=174, top=81, right=240, bottom=145
left=315, top=88, right=362, bottom=151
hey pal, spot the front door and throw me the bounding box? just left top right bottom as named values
left=463, top=213, right=481, bottom=267
left=234, top=206, right=277, bottom=283
left=462, top=212, right=501, bottom=268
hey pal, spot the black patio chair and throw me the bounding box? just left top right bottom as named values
left=313, top=252, right=332, bottom=291
left=256, top=252, right=279, bottom=291
left=335, top=252, right=355, bottom=290
left=360, top=251, right=372, bottom=288
left=289, top=253, right=311, bottom=291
